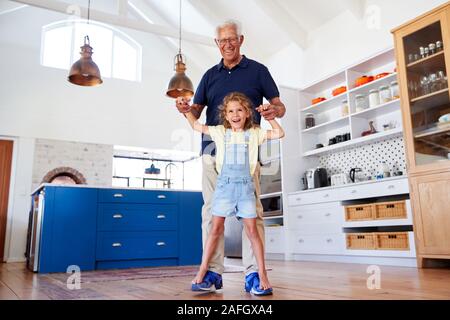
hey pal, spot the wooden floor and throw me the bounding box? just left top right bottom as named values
left=1, top=259, right=449, bottom=300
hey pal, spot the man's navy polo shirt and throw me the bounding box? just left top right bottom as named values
left=193, top=55, right=280, bottom=156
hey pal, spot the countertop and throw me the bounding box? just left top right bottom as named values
left=32, top=183, right=201, bottom=195
left=288, top=175, right=408, bottom=196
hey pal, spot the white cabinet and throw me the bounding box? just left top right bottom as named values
left=265, top=227, right=285, bottom=254
left=290, top=233, right=345, bottom=255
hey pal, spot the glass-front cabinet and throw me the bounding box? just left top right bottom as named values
left=392, top=3, right=450, bottom=267
left=394, top=10, right=450, bottom=173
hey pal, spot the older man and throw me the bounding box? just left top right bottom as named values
left=176, top=20, right=285, bottom=295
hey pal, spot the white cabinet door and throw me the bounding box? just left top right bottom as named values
left=265, top=227, right=285, bottom=254
left=288, top=189, right=339, bottom=206
left=290, top=233, right=345, bottom=255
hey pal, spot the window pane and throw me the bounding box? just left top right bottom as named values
left=42, top=26, right=72, bottom=69
left=113, top=36, right=139, bottom=81
left=73, top=23, right=112, bottom=78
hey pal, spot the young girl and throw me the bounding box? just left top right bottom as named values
left=185, top=92, right=284, bottom=296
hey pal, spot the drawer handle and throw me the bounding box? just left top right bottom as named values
left=297, top=215, right=303, bottom=219
left=157, top=242, right=166, bottom=246
left=270, top=238, right=275, bottom=243
left=113, top=214, right=123, bottom=219
left=388, top=185, right=395, bottom=189
left=157, top=195, right=166, bottom=199
left=323, top=194, right=329, bottom=198
left=351, top=190, right=357, bottom=194
left=157, top=214, right=166, bottom=219
left=326, top=239, right=333, bottom=243
left=298, top=239, right=304, bottom=243
left=113, top=193, right=124, bottom=198
left=325, top=213, right=331, bottom=217
left=296, top=197, right=301, bottom=201
left=112, top=243, right=122, bottom=247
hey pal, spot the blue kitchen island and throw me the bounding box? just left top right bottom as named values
left=27, top=185, right=203, bottom=273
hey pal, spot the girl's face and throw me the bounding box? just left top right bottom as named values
left=225, top=101, right=250, bottom=131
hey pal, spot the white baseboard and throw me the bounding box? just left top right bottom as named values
left=291, top=254, right=418, bottom=268
left=6, top=257, right=26, bottom=263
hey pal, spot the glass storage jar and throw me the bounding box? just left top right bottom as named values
left=305, top=113, right=315, bottom=129
left=379, top=85, right=392, bottom=103
left=341, top=100, right=349, bottom=117
left=355, top=94, right=367, bottom=112
left=390, top=81, right=399, bottom=100
left=368, top=89, right=380, bottom=108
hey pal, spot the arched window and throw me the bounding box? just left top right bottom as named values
left=41, top=20, right=142, bottom=82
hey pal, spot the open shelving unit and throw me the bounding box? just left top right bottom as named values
left=298, top=48, right=403, bottom=157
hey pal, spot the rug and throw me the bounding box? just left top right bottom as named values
left=42, top=264, right=247, bottom=285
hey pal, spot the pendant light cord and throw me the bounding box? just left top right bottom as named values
left=87, top=0, right=91, bottom=24
left=179, top=0, right=182, bottom=55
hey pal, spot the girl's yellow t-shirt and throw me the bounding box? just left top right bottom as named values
left=208, top=125, right=267, bottom=176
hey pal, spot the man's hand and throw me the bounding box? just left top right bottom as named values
left=176, top=97, right=192, bottom=114
left=257, top=104, right=279, bottom=121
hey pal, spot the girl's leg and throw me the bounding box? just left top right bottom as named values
left=242, top=218, right=271, bottom=290
left=193, top=216, right=226, bottom=284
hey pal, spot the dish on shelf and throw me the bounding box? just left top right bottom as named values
left=332, top=86, right=347, bottom=96
left=355, top=76, right=374, bottom=87
left=312, top=97, right=327, bottom=105
left=375, top=72, right=391, bottom=80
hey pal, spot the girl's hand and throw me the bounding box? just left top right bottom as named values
left=176, top=97, right=192, bottom=114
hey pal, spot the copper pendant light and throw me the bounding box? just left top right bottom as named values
left=68, top=0, right=102, bottom=86
left=166, top=0, right=194, bottom=99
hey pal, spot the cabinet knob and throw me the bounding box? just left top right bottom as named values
left=113, top=214, right=123, bottom=219
left=325, top=213, right=331, bottom=217
left=157, top=195, right=166, bottom=199
left=157, top=214, right=166, bottom=219
left=388, top=185, right=395, bottom=189
left=351, top=190, right=357, bottom=194
left=296, top=198, right=301, bottom=201
left=326, top=239, right=333, bottom=243
left=112, top=243, right=122, bottom=247
left=270, top=238, right=275, bottom=243
left=157, top=242, right=166, bottom=246
left=298, top=239, right=304, bottom=243
left=324, top=194, right=329, bottom=198
left=113, top=193, right=124, bottom=198
left=297, top=215, right=303, bottom=219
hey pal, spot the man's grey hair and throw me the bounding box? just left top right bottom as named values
left=215, top=19, right=242, bottom=38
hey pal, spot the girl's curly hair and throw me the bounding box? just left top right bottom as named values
left=219, top=92, right=257, bottom=130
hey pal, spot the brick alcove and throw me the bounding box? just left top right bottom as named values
left=41, top=167, right=87, bottom=185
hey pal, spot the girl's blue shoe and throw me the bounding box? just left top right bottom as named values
left=244, top=272, right=273, bottom=296
left=191, top=271, right=223, bottom=292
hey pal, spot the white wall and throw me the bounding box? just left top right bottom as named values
left=268, top=0, right=449, bottom=89
left=0, top=5, right=207, bottom=153
left=2, top=137, right=35, bottom=263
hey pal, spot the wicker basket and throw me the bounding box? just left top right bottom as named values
left=374, top=201, right=407, bottom=220
left=345, top=204, right=374, bottom=221
left=346, top=233, right=377, bottom=250
left=376, top=232, right=409, bottom=250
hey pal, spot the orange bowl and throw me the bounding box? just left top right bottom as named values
left=355, top=76, right=374, bottom=87
left=312, top=97, right=326, bottom=105
left=375, top=72, right=391, bottom=80
left=332, top=86, right=347, bottom=96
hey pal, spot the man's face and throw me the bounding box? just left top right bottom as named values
left=216, top=26, right=243, bottom=64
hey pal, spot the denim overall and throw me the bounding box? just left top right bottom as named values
left=211, top=129, right=256, bottom=219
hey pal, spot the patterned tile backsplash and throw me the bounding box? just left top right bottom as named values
left=319, top=137, right=407, bottom=178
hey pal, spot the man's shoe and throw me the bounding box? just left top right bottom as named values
left=191, top=271, right=223, bottom=292
left=244, top=272, right=273, bottom=296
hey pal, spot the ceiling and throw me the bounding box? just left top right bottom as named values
left=6, top=0, right=366, bottom=60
